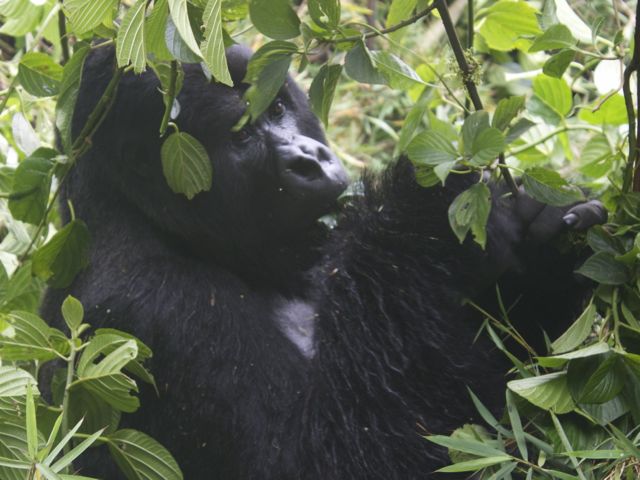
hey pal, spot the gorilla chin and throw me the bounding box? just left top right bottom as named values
left=41, top=44, right=605, bottom=480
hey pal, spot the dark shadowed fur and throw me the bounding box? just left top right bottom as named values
left=42, top=46, right=593, bottom=479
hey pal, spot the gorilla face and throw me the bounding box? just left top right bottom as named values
left=175, top=46, right=348, bottom=242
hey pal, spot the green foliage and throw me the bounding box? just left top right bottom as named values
left=2, top=0, right=640, bottom=478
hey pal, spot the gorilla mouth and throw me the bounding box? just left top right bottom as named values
left=286, top=158, right=323, bottom=180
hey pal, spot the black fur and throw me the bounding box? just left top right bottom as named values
left=42, top=46, right=592, bottom=479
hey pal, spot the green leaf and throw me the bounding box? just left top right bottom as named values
left=478, top=1, right=542, bottom=51
left=0, top=367, right=39, bottom=397
left=64, top=0, right=119, bottom=35
left=506, top=390, right=527, bottom=461
left=116, top=0, right=148, bottom=73
left=108, top=429, right=183, bottom=480
left=568, top=353, right=625, bottom=404
left=17, top=52, right=63, bottom=97
left=551, top=303, right=596, bottom=354
left=471, top=128, right=505, bottom=165
left=549, top=412, right=587, bottom=480
left=244, top=57, right=292, bottom=122
left=309, top=64, right=342, bottom=128
left=581, top=396, right=629, bottom=425
left=447, top=183, right=492, bottom=248
left=0, top=311, right=64, bottom=361
left=579, top=94, right=628, bottom=126
left=26, top=383, right=38, bottom=458
left=538, top=342, right=610, bottom=368
left=521, top=167, right=584, bottom=206
left=145, top=0, right=172, bottom=62
left=61, top=296, right=84, bottom=332
left=407, top=130, right=458, bottom=166
left=161, top=132, right=212, bottom=199
left=56, top=46, right=90, bottom=154
left=532, top=75, right=572, bottom=116
left=529, top=24, right=576, bottom=52
left=249, top=0, right=300, bottom=40
left=201, top=0, right=232, bottom=86
left=426, top=435, right=508, bottom=458
left=167, top=0, right=202, bottom=56
left=461, top=111, right=490, bottom=155
left=32, top=220, right=91, bottom=288
left=575, top=252, right=630, bottom=285
left=386, top=0, right=417, bottom=40
left=436, top=456, right=512, bottom=473
left=579, top=134, right=613, bottom=178
left=543, top=49, right=575, bottom=78
left=397, top=88, right=431, bottom=154
left=508, top=372, right=575, bottom=413
left=344, top=42, right=387, bottom=85
left=8, top=148, right=56, bottom=225
left=309, top=0, right=341, bottom=28
left=371, top=51, right=425, bottom=90
left=492, top=96, right=525, bottom=131
left=51, top=429, right=104, bottom=473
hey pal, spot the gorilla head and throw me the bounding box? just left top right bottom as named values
left=71, top=45, right=348, bottom=264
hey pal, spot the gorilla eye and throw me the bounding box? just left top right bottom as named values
left=232, top=128, right=251, bottom=144
left=271, top=99, right=286, bottom=118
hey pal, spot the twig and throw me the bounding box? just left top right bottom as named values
left=159, top=61, right=178, bottom=137
left=435, top=0, right=517, bottom=194
left=465, top=0, right=474, bottom=115
left=334, top=3, right=437, bottom=44
left=58, top=5, right=70, bottom=65
left=622, top=0, right=640, bottom=192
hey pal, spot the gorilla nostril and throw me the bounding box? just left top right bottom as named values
left=287, top=158, right=323, bottom=179
left=317, top=146, right=334, bottom=163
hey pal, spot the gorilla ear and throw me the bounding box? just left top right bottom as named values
left=225, top=45, right=253, bottom=86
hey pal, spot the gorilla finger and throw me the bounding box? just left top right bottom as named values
left=563, top=200, right=608, bottom=230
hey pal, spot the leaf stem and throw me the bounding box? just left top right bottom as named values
left=159, top=61, right=178, bottom=137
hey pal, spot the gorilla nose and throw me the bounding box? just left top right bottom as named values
left=277, top=136, right=349, bottom=196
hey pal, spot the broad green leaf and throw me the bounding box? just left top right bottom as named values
left=581, top=396, right=629, bottom=425
left=0, top=311, right=64, bottom=361
left=64, top=0, right=119, bottom=35
left=579, top=94, right=628, bottom=126
left=161, top=132, right=212, bottom=199
left=554, top=0, right=591, bottom=43
left=543, top=49, right=575, bottom=78
left=448, top=183, right=492, bottom=248
left=575, top=252, right=630, bottom=285
left=397, top=88, right=431, bottom=154
left=167, top=0, right=202, bottom=56
left=8, top=148, right=56, bottom=225
left=32, top=220, right=91, bottom=288
left=56, top=45, right=90, bottom=154
left=478, top=1, right=541, bottom=51
left=549, top=412, right=586, bottom=480
left=436, top=456, right=512, bottom=473
left=17, top=52, right=63, bottom=97
left=579, top=134, right=614, bottom=178
left=244, top=57, right=292, bottom=122
left=505, top=118, right=536, bottom=144
left=164, top=15, right=200, bottom=63
left=249, top=0, right=300, bottom=40
left=309, top=64, right=342, bottom=127
left=386, top=0, right=418, bottom=41
left=568, top=353, right=625, bottom=404
left=521, top=167, right=584, bottom=206
left=471, top=128, right=505, bottom=165
left=508, top=372, right=575, bottom=413
left=462, top=111, right=490, bottom=155
left=201, top=0, right=232, bottom=86
left=371, top=51, right=425, bottom=90
left=116, top=0, right=147, bottom=73
left=309, top=0, right=341, bottom=28
left=108, top=429, right=183, bottom=480
left=492, top=96, right=525, bottom=131
left=12, top=112, right=39, bottom=155
left=532, top=75, right=572, bottom=116
left=551, top=303, right=596, bottom=354
left=407, top=130, right=458, bottom=166
left=413, top=166, right=440, bottom=188
left=529, top=24, right=576, bottom=52
left=538, top=342, right=610, bottom=368
left=344, top=42, right=387, bottom=85
left=145, top=0, right=172, bottom=62
left=0, top=367, right=39, bottom=397
left=61, top=295, right=84, bottom=332
left=243, top=41, right=298, bottom=82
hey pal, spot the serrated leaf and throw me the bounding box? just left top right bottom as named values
left=478, top=1, right=541, bottom=51
left=532, top=75, right=572, bottom=116
left=32, top=220, right=91, bottom=288
left=407, top=130, right=458, bottom=166
left=575, top=252, right=630, bottom=285
left=64, top=0, right=119, bottom=35
left=249, top=0, right=300, bottom=40
left=116, top=0, right=147, bottom=73
left=529, top=24, right=576, bottom=52
left=309, top=64, right=342, bottom=128
left=551, top=303, right=596, bottom=354
left=8, top=148, right=56, bottom=225
left=167, top=0, right=202, bottom=56
left=543, top=49, right=575, bottom=78
left=508, top=372, right=575, bottom=413
left=108, top=430, right=183, bottom=480
left=201, top=0, right=232, bottom=86
left=492, top=96, right=525, bottom=131
left=471, top=128, right=505, bottom=165
left=521, top=167, right=584, bottom=206
left=448, top=183, right=491, bottom=248
left=462, top=111, right=490, bottom=155
left=161, top=132, right=212, bottom=199
left=17, top=52, right=63, bottom=97
left=145, top=0, right=172, bottom=62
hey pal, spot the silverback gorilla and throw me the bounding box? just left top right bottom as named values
left=42, top=46, right=606, bottom=479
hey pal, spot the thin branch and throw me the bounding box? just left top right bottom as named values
left=334, top=3, right=437, bottom=44
left=622, top=0, right=640, bottom=193
left=58, top=5, right=70, bottom=65
left=465, top=0, right=474, bottom=115
left=435, top=0, right=517, bottom=194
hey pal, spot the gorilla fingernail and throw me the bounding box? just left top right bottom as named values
left=563, top=213, right=579, bottom=227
